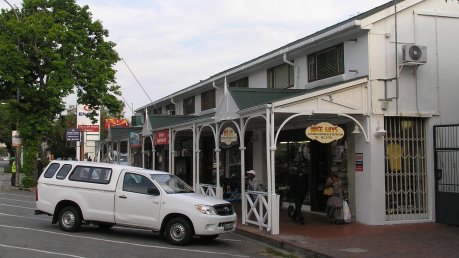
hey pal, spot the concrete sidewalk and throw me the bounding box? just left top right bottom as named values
left=235, top=209, right=459, bottom=258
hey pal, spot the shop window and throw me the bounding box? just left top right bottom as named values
left=183, top=96, right=195, bottom=115
left=201, top=89, right=215, bottom=111
left=308, top=44, right=344, bottom=82
left=267, top=63, right=294, bottom=89
left=229, top=77, right=249, bottom=88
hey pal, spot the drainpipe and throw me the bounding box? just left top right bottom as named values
left=170, top=97, right=177, bottom=115
left=283, top=53, right=298, bottom=88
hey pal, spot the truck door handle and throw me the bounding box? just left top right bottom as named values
left=119, top=195, right=127, bottom=199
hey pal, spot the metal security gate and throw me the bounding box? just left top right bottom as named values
left=434, top=124, right=459, bottom=226
left=384, top=117, right=428, bottom=221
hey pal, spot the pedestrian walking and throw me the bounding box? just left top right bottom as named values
left=289, top=165, right=309, bottom=225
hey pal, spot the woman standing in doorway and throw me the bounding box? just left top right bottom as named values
left=325, top=172, right=344, bottom=224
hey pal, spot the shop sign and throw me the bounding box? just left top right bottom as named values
left=355, top=153, right=364, bottom=172
left=220, top=127, right=238, bottom=147
left=154, top=129, right=169, bottom=145
left=305, top=122, right=344, bottom=144
left=78, top=124, right=100, bottom=132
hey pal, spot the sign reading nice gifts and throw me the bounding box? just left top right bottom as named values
left=305, top=122, right=344, bottom=144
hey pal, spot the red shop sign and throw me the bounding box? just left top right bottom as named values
left=154, top=129, right=169, bottom=145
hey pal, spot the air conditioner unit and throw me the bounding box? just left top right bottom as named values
left=167, top=110, right=175, bottom=115
left=402, top=44, right=427, bottom=65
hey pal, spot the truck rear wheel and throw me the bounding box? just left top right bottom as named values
left=165, top=217, right=192, bottom=245
left=59, top=206, right=81, bottom=232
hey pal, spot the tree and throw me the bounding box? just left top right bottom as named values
left=46, top=105, right=77, bottom=160
left=0, top=0, right=123, bottom=187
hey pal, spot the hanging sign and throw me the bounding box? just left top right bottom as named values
left=129, top=132, right=141, bottom=148
left=154, top=129, right=169, bottom=145
left=305, top=122, right=344, bottom=144
left=220, top=127, right=238, bottom=147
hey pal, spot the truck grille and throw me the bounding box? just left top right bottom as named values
left=213, top=204, right=234, bottom=216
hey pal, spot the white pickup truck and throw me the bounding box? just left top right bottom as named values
left=35, top=161, right=236, bottom=245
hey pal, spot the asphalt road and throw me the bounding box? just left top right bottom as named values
left=0, top=174, right=284, bottom=258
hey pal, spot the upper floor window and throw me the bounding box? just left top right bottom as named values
left=229, top=77, right=249, bottom=88
left=267, top=63, right=294, bottom=89
left=165, top=104, right=175, bottom=115
left=201, top=89, right=215, bottom=111
left=151, top=107, right=162, bottom=114
left=183, top=96, right=195, bottom=115
left=308, top=44, right=344, bottom=82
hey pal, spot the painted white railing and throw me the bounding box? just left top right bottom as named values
left=198, top=184, right=217, bottom=197
left=245, top=191, right=269, bottom=230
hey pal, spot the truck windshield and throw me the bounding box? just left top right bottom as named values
left=151, top=174, right=194, bottom=194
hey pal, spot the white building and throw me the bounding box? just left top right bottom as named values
left=99, top=0, right=459, bottom=234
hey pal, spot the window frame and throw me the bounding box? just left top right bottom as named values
left=183, top=96, right=195, bottom=115
left=229, top=77, right=249, bottom=88
left=165, top=104, right=175, bottom=115
left=267, top=63, right=294, bottom=89
left=308, top=43, right=344, bottom=82
left=201, top=89, right=216, bottom=111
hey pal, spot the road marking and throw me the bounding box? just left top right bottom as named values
left=0, top=203, right=35, bottom=210
left=0, top=197, right=35, bottom=203
left=218, top=238, right=242, bottom=242
left=0, top=212, right=49, bottom=221
left=0, top=243, right=85, bottom=258
left=0, top=224, right=249, bottom=257
left=0, top=192, right=34, bottom=198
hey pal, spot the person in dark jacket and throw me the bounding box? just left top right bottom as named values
left=289, top=165, right=309, bottom=224
left=36, top=158, right=44, bottom=180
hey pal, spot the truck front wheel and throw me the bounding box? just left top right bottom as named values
left=165, top=217, right=192, bottom=245
left=58, top=206, right=81, bottom=232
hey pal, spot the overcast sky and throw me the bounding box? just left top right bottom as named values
left=2, top=0, right=391, bottom=116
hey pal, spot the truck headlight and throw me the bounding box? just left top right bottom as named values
left=195, top=204, right=217, bottom=215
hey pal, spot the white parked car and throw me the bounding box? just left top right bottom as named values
left=35, top=161, right=236, bottom=245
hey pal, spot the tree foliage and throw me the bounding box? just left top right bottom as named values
left=0, top=0, right=124, bottom=186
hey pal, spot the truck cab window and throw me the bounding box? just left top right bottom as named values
left=123, top=173, right=157, bottom=194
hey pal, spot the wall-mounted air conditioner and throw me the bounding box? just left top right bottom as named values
left=402, top=44, right=427, bottom=65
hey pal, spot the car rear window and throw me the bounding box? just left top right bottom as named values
left=43, top=163, right=60, bottom=178
left=69, top=166, right=112, bottom=184
left=56, top=164, right=73, bottom=180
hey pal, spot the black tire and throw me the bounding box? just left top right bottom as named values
left=165, top=217, right=193, bottom=246
left=58, top=206, right=82, bottom=232
left=96, top=223, right=114, bottom=230
left=200, top=234, right=219, bottom=241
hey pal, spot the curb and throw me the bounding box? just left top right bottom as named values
left=235, top=228, right=331, bottom=258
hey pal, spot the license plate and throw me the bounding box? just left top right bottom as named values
left=224, top=222, right=234, bottom=230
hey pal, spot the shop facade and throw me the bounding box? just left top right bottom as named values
left=98, top=0, right=459, bottom=234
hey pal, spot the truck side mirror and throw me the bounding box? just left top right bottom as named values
left=147, top=187, right=160, bottom=196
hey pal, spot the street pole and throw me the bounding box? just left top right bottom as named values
left=3, top=0, right=21, bottom=186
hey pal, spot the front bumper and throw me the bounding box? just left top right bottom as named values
left=192, top=213, right=237, bottom=235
